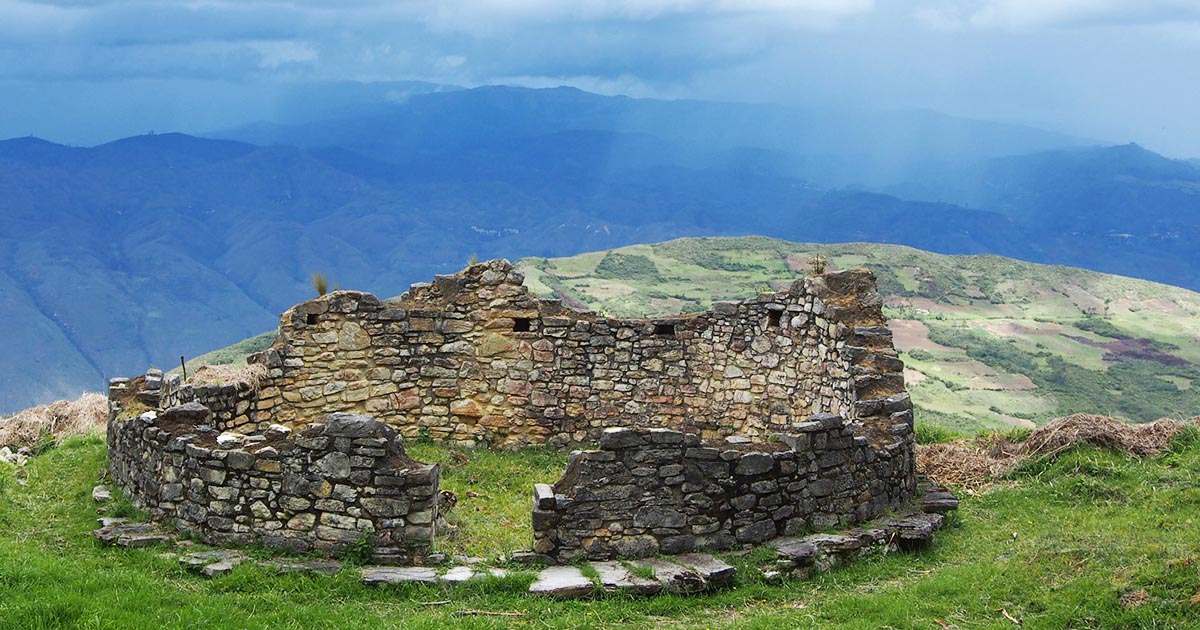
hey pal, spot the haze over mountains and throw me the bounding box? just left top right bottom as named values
left=3, top=84, right=1200, bottom=413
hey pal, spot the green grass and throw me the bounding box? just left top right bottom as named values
left=512, top=236, right=1200, bottom=432
left=2, top=431, right=1200, bottom=628
left=404, top=441, right=568, bottom=558
left=176, top=332, right=277, bottom=374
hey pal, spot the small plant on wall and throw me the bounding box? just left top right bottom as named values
left=809, top=255, right=828, bottom=275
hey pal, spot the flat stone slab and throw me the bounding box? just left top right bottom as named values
left=770, top=537, right=817, bottom=564
left=591, top=561, right=662, bottom=596
left=92, top=486, right=112, bottom=502
left=440, top=566, right=477, bottom=583
left=673, top=553, right=736, bottom=588
left=93, top=523, right=173, bottom=548
left=202, top=556, right=245, bottom=577
left=804, top=533, right=863, bottom=555
left=180, top=550, right=245, bottom=572
left=361, top=566, right=439, bottom=586
left=629, top=558, right=707, bottom=594
left=528, top=565, right=595, bottom=599
left=260, top=560, right=344, bottom=576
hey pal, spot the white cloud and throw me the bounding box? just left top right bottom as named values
left=916, top=0, right=1200, bottom=31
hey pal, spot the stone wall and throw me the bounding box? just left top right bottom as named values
left=232, top=260, right=905, bottom=447
left=107, top=386, right=439, bottom=565
left=531, top=419, right=915, bottom=562
left=159, top=376, right=259, bottom=434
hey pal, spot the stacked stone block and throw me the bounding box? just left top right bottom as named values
left=531, top=419, right=914, bottom=562
left=159, top=376, right=260, bottom=434
left=107, top=399, right=438, bottom=565
left=233, top=260, right=903, bottom=447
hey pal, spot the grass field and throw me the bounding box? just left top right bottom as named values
left=517, top=237, right=1200, bottom=433
left=2, top=431, right=1200, bottom=629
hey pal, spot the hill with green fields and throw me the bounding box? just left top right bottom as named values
left=186, top=236, right=1200, bottom=435
left=516, top=237, right=1200, bottom=433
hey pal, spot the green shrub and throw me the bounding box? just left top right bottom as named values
left=914, top=423, right=964, bottom=445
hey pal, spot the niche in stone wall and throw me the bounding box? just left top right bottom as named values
left=768, top=310, right=782, bottom=328
left=513, top=317, right=532, bottom=332
left=654, top=323, right=677, bottom=337
left=306, top=313, right=319, bottom=325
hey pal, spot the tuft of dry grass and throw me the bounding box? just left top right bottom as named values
left=188, top=363, right=269, bottom=389
left=1020, top=413, right=1193, bottom=459
left=918, top=414, right=1200, bottom=491
left=0, top=392, right=108, bottom=448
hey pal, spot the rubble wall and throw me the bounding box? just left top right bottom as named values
left=239, top=260, right=905, bottom=447
left=106, top=394, right=438, bottom=565
left=532, top=419, right=915, bottom=562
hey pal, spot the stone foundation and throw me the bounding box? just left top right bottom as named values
left=531, top=418, right=914, bottom=562
left=106, top=388, right=439, bottom=565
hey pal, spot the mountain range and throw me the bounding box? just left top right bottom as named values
left=2, top=84, right=1199, bottom=413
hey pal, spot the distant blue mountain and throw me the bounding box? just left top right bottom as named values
left=216, top=85, right=1089, bottom=187
left=0, top=86, right=1191, bottom=413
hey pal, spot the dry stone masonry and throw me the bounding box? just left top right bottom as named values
left=203, top=259, right=907, bottom=447
left=107, top=389, right=439, bottom=564
left=106, top=259, right=929, bottom=567
left=531, top=418, right=914, bottom=562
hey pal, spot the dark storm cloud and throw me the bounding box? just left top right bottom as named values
left=1, top=0, right=1199, bottom=155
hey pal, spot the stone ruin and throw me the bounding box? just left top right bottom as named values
left=107, top=259, right=927, bottom=566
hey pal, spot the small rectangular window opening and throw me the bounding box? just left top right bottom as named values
left=513, top=317, right=532, bottom=332
left=306, top=313, right=319, bottom=325
left=768, top=311, right=782, bottom=328
left=654, top=323, right=677, bottom=337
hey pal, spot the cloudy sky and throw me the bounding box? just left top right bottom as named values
left=2, top=0, right=1199, bottom=155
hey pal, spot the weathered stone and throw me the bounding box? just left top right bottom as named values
left=673, top=553, right=736, bottom=587
left=323, top=413, right=378, bottom=438
left=440, top=566, right=476, bottom=583
left=361, top=566, right=439, bottom=585
left=734, top=453, right=775, bottom=476
left=92, top=486, right=112, bottom=503
left=528, top=566, right=594, bottom=598
left=629, top=558, right=707, bottom=594
left=312, top=452, right=352, bottom=479
left=591, top=561, right=662, bottom=595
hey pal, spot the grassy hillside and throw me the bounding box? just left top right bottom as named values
left=517, top=237, right=1200, bottom=433
left=2, top=430, right=1199, bottom=628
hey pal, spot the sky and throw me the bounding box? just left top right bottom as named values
left=1, top=0, right=1199, bottom=156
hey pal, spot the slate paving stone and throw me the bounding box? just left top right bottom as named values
left=180, top=550, right=245, bottom=572
left=591, top=561, right=662, bottom=596
left=673, top=553, right=736, bottom=588
left=93, top=523, right=173, bottom=548
left=629, top=558, right=707, bottom=594
left=361, top=566, right=439, bottom=586
left=260, top=559, right=343, bottom=576
left=440, top=566, right=476, bottom=583
left=528, top=565, right=595, bottom=598
left=202, top=556, right=246, bottom=577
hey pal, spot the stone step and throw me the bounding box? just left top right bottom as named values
left=921, top=492, right=960, bottom=514
left=629, top=557, right=707, bottom=594
left=528, top=565, right=595, bottom=598
left=591, top=561, right=662, bottom=596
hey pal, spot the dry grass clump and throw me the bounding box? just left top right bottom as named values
left=188, top=363, right=268, bottom=389
left=918, top=414, right=1199, bottom=491
left=1019, top=413, right=1192, bottom=459
left=0, top=392, right=108, bottom=448
left=917, top=436, right=1023, bottom=493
